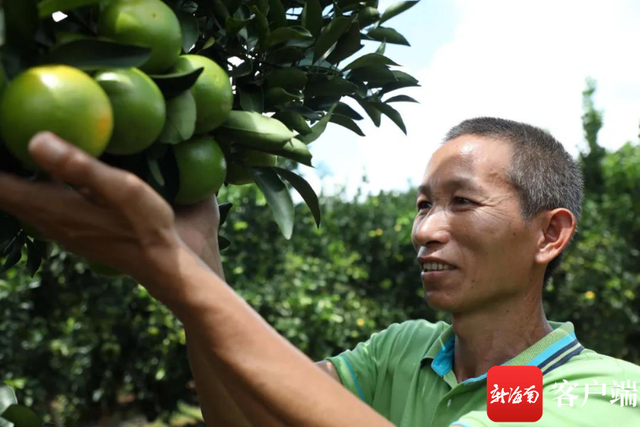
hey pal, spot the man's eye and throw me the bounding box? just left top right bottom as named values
left=454, top=197, right=473, bottom=205
left=417, top=201, right=432, bottom=211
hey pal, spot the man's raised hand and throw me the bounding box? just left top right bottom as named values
left=0, top=132, right=187, bottom=289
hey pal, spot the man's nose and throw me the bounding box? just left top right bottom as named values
left=413, top=209, right=451, bottom=249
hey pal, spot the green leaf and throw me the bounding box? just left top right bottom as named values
left=269, top=138, right=313, bottom=166
left=326, top=23, right=362, bottom=64
left=280, top=106, right=323, bottom=120
left=246, top=167, right=294, bottom=239
left=238, top=85, right=264, bottom=113
left=25, top=238, right=42, bottom=277
left=177, top=11, right=199, bottom=53
left=5, top=0, right=38, bottom=49
left=149, top=67, right=204, bottom=99
left=357, top=6, right=380, bottom=28
left=380, top=1, right=419, bottom=24
left=251, top=6, right=270, bottom=43
left=343, top=53, right=399, bottom=71
left=264, top=26, right=312, bottom=48
left=385, top=94, right=418, bottom=103
left=268, top=0, right=287, bottom=29
left=202, top=37, right=216, bottom=51
left=218, top=111, right=295, bottom=150
left=313, top=16, right=353, bottom=63
left=147, top=146, right=179, bottom=202
left=256, top=0, right=270, bottom=16
left=272, top=112, right=312, bottom=135
left=0, top=411, right=10, bottom=427
left=38, top=0, right=105, bottom=18
left=373, top=102, right=406, bottom=134
left=212, top=0, right=230, bottom=21
left=218, top=235, right=231, bottom=250
left=265, top=68, right=308, bottom=91
left=223, top=0, right=243, bottom=15
left=158, top=90, right=197, bottom=144
left=335, top=101, right=364, bottom=120
left=306, top=96, right=342, bottom=112
left=376, top=40, right=387, bottom=54
left=266, top=46, right=305, bottom=64
left=250, top=137, right=314, bottom=166
left=273, top=167, right=321, bottom=227
left=304, top=76, right=357, bottom=98
left=381, top=70, right=420, bottom=93
left=0, top=384, right=17, bottom=418
left=265, top=87, right=303, bottom=106
left=367, top=27, right=410, bottom=46
left=218, top=202, right=233, bottom=228
left=349, top=65, right=397, bottom=86
left=0, top=214, right=21, bottom=246
left=1, top=404, right=41, bottom=427
left=225, top=15, right=255, bottom=36
left=354, top=96, right=382, bottom=127
left=301, top=0, right=322, bottom=37
left=299, top=105, right=336, bottom=144
left=146, top=157, right=165, bottom=186
left=33, top=240, right=53, bottom=260
left=228, top=60, right=253, bottom=78
left=1, top=238, right=23, bottom=273
left=43, top=39, right=152, bottom=70
left=330, top=114, right=365, bottom=136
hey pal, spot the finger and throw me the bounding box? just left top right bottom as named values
left=0, top=172, right=40, bottom=216
left=0, top=173, right=75, bottom=224
left=29, top=132, right=176, bottom=235
left=28, top=132, right=166, bottom=217
left=28, top=132, right=127, bottom=203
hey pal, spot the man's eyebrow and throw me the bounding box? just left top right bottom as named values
left=417, top=178, right=479, bottom=195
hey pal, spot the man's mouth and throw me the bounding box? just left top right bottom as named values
left=421, top=262, right=455, bottom=272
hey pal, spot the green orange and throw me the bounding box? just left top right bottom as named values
left=226, top=150, right=277, bottom=185
left=0, top=65, right=113, bottom=170
left=98, top=0, right=183, bottom=74
left=173, top=136, right=227, bottom=205
left=173, top=55, right=233, bottom=133
left=94, top=68, right=166, bottom=155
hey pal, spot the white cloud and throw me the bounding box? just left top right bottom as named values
left=302, top=0, right=640, bottom=199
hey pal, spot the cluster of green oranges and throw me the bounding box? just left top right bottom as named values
left=0, top=0, right=260, bottom=205
left=0, top=0, right=279, bottom=276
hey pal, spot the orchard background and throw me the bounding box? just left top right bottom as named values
left=0, top=0, right=639, bottom=426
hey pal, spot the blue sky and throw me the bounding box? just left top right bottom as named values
left=300, top=0, right=640, bottom=199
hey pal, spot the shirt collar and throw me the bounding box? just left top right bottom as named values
left=421, top=321, right=584, bottom=385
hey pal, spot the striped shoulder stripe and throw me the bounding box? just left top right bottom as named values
left=340, top=355, right=366, bottom=402
left=542, top=343, right=585, bottom=375
left=539, top=339, right=585, bottom=375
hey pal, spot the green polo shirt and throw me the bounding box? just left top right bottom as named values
left=326, top=320, right=640, bottom=427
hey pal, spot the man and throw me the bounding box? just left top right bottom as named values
left=0, top=118, right=637, bottom=426
left=319, top=118, right=640, bottom=426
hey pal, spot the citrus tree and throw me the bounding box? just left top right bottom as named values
left=0, top=0, right=420, bottom=279
left=0, top=0, right=421, bottom=423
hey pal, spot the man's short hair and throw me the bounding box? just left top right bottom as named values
left=443, top=117, right=584, bottom=283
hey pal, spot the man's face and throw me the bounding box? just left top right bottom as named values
left=411, top=135, right=539, bottom=313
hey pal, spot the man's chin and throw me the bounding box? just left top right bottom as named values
left=423, top=290, right=458, bottom=312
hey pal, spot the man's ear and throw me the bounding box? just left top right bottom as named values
left=534, top=208, right=577, bottom=266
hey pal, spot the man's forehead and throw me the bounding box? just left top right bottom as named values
left=420, top=136, right=512, bottom=190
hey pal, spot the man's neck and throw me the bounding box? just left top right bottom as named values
left=451, top=295, right=552, bottom=383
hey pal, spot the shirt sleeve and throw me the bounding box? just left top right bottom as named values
left=324, top=323, right=403, bottom=404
